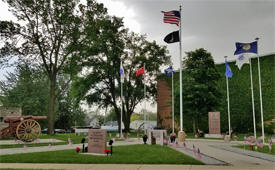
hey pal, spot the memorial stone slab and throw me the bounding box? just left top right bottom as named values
left=88, top=129, right=107, bottom=154
left=147, top=129, right=167, bottom=145
left=208, top=112, right=221, bottom=134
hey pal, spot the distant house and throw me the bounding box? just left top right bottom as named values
left=130, top=120, right=157, bottom=130
left=0, top=107, right=22, bottom=130
left=101, top=121, right=124, bottom=132
left=85, top=117, right=100, bottom=128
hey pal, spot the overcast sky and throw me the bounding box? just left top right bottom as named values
left=98, top=0, right=274, bottom=66
left=98, top=0, right=274, bottom=112
left=0, top=0, right=274, bottom=112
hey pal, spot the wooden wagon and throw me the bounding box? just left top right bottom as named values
left=0, top=116, right=47, bottom=142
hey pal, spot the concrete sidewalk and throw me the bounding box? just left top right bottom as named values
left=0, top=163, right=273, bottom=170
left=180, top=139, right=275, bottom=168
left=0, top=139, right=63, bottom=145
left=0, top=139, right=141, bottom=155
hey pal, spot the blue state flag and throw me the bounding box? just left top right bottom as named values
left=164, top=66, right=173, bottom=76
left=225, top=60, right=233, bottom=78
left=120, top=63, right=125, bottom=83
left=234, top=41, right=258, bottom=55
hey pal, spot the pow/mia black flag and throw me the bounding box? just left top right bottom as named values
left=164, top=31, right=179, bottom=44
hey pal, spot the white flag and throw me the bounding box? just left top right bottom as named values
left=235, top=54, right=250, bottom=70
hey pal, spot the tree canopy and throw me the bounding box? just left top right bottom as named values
left=174, top=48, right=221, bottom=134
left=71, top=20, right=170, bottom=132
left=0, top=0, right=111, bottom=134
left=0, top=62, right=86, bottom=129
left=0, top=63, right=49, bottom=120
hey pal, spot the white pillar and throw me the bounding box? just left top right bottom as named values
left=249, top=58, right=257, bottom=140
left=179, top=5, right=183, bottom=132
left=255, top=38, right=265, bottom=143
left=225, top=57, right=231, bottom=137
left=172, top=73, right=174, bottom=134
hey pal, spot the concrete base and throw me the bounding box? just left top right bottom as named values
left=80, top=152, right=106, bottom=156
left=204, top=134, right=223, bottom=138
left=178, top=131, right=186, bottom=142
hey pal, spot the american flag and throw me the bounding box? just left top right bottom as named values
left=68, top=137, right=72, bottom=145
left=197, top=148, right=201, bottom=160
left=161, top=10, right=181, bottom=26
left=183, top=142, right=187, bottom=150
left=256, top=139, right=264, bottom=148
left=193, top=144, right=197, bottom=153
left=269, top=143, right=272, bottom=151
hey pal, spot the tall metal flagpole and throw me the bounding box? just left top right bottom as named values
left=249, top=57, right=257, bottom=140
left=179, top=5, right=183, bottom=132
left=225, top=56, right=231, bottom=137
left=144, top=63, right=146, bottom=132
left=255, top=37, right=265, bottom=143
left=120, top=62, right=123, bottom=138
left=172, top=72, right=174, bottom=134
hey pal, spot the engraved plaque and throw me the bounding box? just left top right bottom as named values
left=88, top=129, right=107, bottom=154
left=208, top=112, right=220, bottom=134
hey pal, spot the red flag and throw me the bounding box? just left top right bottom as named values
left=136, top=66, right=145, bottom=76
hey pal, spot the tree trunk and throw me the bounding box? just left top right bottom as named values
left=123, top=113, right=131, bottom=133
left=118, top=114, right=121, bottom=133
left=117, top=111, right=121, bottom=134
left=192, top=117, right=196, bottom=135
left=196, top=115, right=199, bottom=132
left=48, top=74, right=56, bottom=135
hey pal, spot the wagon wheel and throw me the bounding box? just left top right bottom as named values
left=16, top=119, right=41, bottom=142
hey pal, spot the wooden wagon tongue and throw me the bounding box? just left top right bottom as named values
left=1, top=116, right=47, bottom=142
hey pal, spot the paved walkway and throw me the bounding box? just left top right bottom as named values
left=0, top=163, right=273, bottom=170
left=0, top=139, right=63, bottom=145
left=182, top=139, right=274, bottom=167
left=0, top=138, right=274, bottom=170
left=0, top=139, right=141, bottom=155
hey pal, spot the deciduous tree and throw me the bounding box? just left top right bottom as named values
left=175, top=48, right=221, bottom=134
left=0, top=0, right=108, bottom=134
left=71, top=22, right=170, bottom=132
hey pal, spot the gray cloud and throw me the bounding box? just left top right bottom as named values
left=110, top=0, right=274, bottom=68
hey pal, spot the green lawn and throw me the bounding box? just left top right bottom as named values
left=0, top=144, right=203, bottom=165
left=233, top=144, right=275, bottom=155
left=185, top=133, right=274, bottom=143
